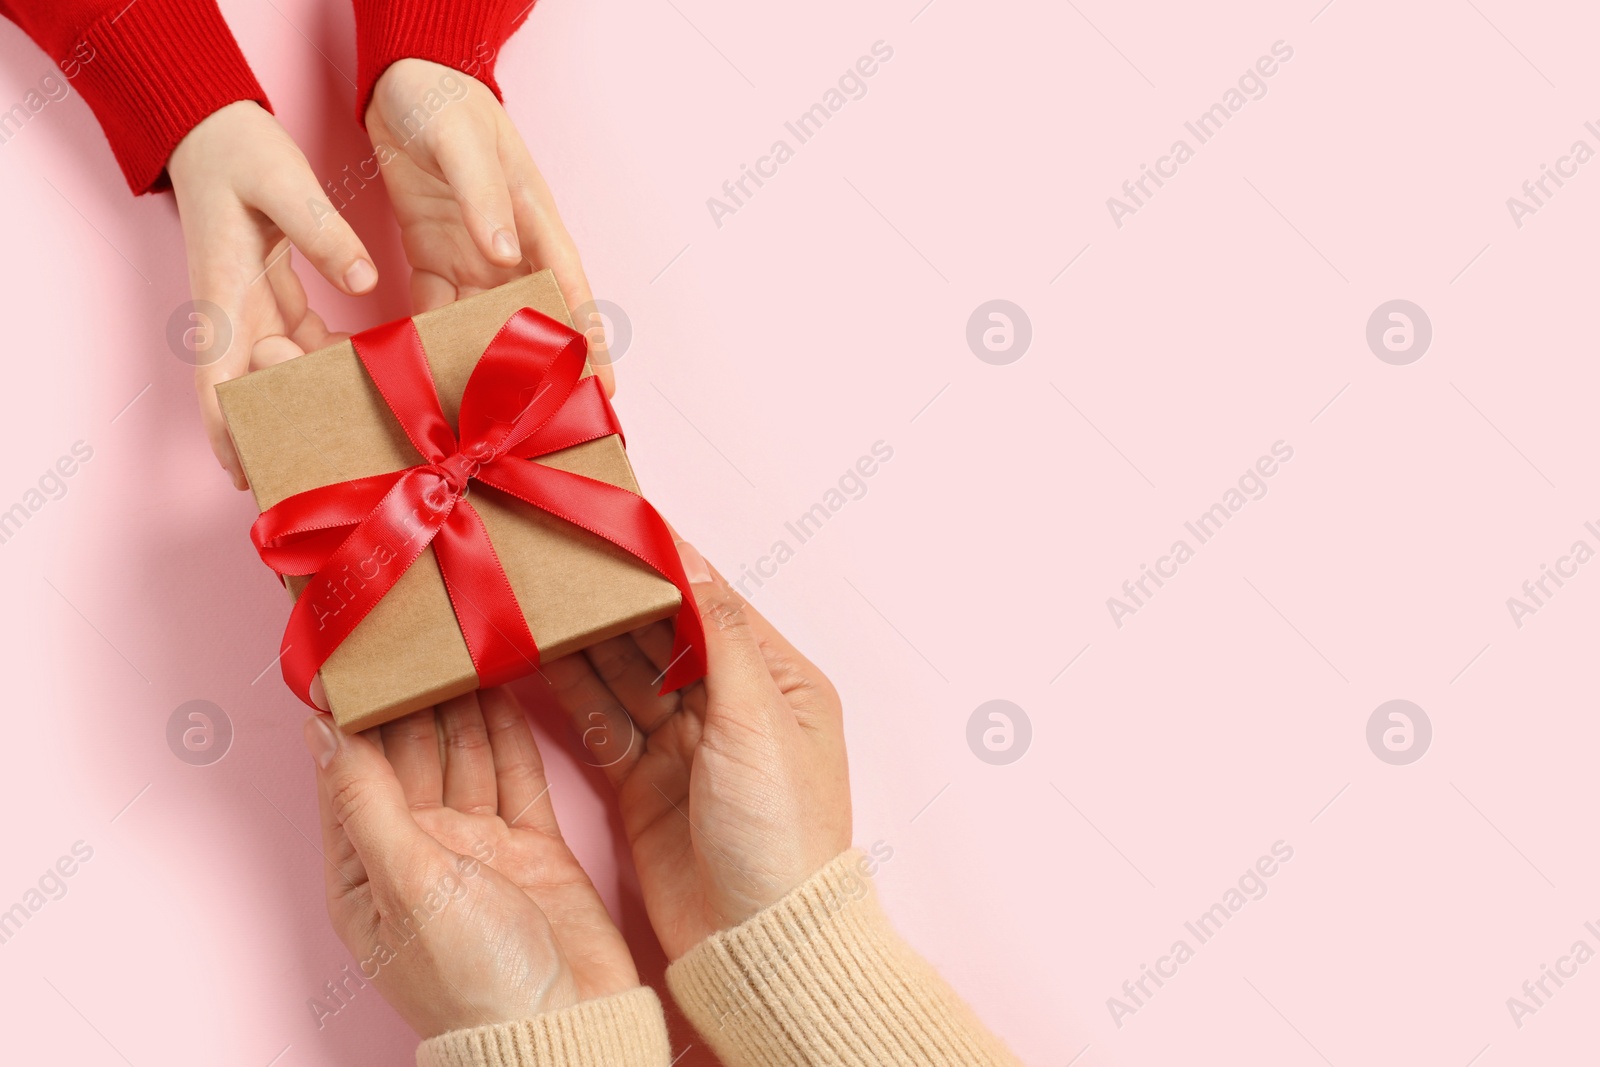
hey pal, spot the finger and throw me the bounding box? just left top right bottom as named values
left=438, top=691, right=497, bottom=814
left=627, top=619, right=676, bottom=671
left=541, top=655, right=644, bottom=787
left=194, top=377, right=248, bottom=490
left=288, top=309, right=339, bottom=355
left=627, top=620, right=710, bottom=732
left=379, top=707, right=444, bottom=810
left=674, top=540, right=788, bottom=723
left=188, top=280, right=252, bottom=490
left=250, top=335, right=304, bottom=371
left=191, top=243, right=306, bottom=491
left=478, top=687, right=558, bottom=833
left=312, top=743, right=368, bottom=903
left=411, top=269, right=458, bottom=313
left=249, top=164, right=379, bottom=296
left=262, top=251, right=340, bottom=354
left=571, top=297, right=616, bottom=399
left=505, top=148, right=614, bottom=397
left=264, top=240, right=308, bottom=328
left=432, top=118, right=522, bottom=267
left=582, top=635, right=681, bottom=733
left=673, top=540, right=835, bottom=720
left=305, top=713, right=438, bottom=888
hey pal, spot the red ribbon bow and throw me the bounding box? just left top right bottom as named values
left=250, top=307, right=706, bottom=709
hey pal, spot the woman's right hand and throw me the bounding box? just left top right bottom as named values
left=543, top=540, right=854, bottom=959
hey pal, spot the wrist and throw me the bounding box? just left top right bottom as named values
left=352, top=0, right=521, bottom=124
left=64, top=0, right=270, bottom=193
left=667, top=848, right=1020, bottom=1067
left=668, top=850, right=882, bottom=1006
left=365, top=58, right=490, bottom=133
left=167, top=101, right=266, bottom=191
left=703, top=832, right=854, bottom=944
left=428, top=977, right=639, bottom=1039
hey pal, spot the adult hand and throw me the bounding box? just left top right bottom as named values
left=543, top=541, right=853, bottom=960
left=365, top=59, right=614, bottom=395
left=305, top=687, right=640, bottom=1037
left=168, top=101, right=378, bottom=489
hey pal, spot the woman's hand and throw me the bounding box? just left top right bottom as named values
left=543, top=541, right=853, bottom=960
left=168, top=101, right=378, bottom=489
left=365, top=59, right=614, bottom=395
left=304, top=686, right=640, bottom=1037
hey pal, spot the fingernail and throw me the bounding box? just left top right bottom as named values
left=676, top=540, right=711, bottom=584
left=344, top=259, right=378, bottom=293
left=303, top=715, right=339, bottom=769
left=309, top=674, right=330, bottom=712
left=492, top=229, right=520, bottom=261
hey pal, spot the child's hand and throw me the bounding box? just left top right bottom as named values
left=304, top=687, right=641, bottom=1036
left=168, top=101, right=379, bottom=490
left=365, top=59, right=615, bottom=396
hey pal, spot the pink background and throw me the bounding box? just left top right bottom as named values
left=0, top=0, right=1596, bottom=1063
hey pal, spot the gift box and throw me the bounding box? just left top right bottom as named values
left=218, top=271, right=703, bottom=732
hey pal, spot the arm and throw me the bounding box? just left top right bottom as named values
left=350, top=0, right=532, bottom=124
left=395, top=541, right=1020, bottom=1067
left=666, top=850, right=1022, bottom=1067
left=0, top=0, right=268, bottom=193
left=1, top=0, right=379, bottom=487
left=543, top=541, right=1026, bottom=1066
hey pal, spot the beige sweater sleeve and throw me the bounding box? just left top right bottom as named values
left=415, top=986, right=673, bottom=1067
left=665, top=849, right=1023, bottom=1067
left=413, top=851, right=1020, bottom=1067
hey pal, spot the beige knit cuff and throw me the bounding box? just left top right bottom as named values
left=415, top=986, right=673, bottom=1067
left=665, top=850, right=1020, bottom=1067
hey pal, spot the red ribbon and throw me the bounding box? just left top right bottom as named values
left=249, top=307, right=705, bottom=710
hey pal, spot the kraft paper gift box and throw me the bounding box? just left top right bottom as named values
left=217, top=271, right=682, bottom=732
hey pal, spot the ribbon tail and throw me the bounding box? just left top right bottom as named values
left=432, top=500, right=543, bottom=689
left=477, top=459, right=706, bottom=694
left=278, top=467, right=454, bottom=707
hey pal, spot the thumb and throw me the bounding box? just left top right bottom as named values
left=252, top=165, right=380, bottom=296
left=674, top=540, right=786, bottom=720
left=305, top=714, right=438, bottom=891
left=250, top=334, right=305, bottom=371
left=432, top=118, right=521, bottom=267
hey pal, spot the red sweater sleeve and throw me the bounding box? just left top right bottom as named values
left=0, top=0, right=269, bottom=193
left=352, top=0, right=534, bottom=124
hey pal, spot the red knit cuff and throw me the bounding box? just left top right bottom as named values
left=352, top=0, right=534, bottom=125
left=69, top=0, right=270, bottom=193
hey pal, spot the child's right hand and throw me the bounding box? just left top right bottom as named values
left=168, top=101, right=379, bottom=489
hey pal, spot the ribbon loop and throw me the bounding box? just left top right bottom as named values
left=250, top=306, right=707, bottom=712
